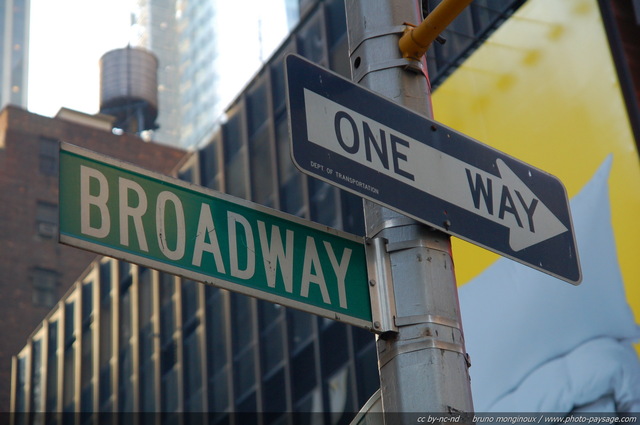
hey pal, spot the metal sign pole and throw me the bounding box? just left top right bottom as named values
left=344, top=0, right=474, bottom=418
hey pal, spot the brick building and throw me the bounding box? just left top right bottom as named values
left=0, top=105, right=187, bottom=411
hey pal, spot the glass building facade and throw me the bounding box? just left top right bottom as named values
left=131, top=0, right=183, bottom=145
left=133, top=0, right=299, bottom=148
left=1, top=0, right=30, bottom=109
left=12, top=257, right=380, bottom=424
left=11, top=0, right=526, bottom=423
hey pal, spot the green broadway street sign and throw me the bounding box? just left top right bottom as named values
left=59, top=143, right=372, bottom=329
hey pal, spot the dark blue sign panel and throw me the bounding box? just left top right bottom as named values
left=285, top=54, right=581, bottom=284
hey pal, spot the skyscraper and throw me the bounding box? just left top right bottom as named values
left=130, top=0, right=182, bottom=145
left=1, top=0, right=30, bottom=109
left=132, top=0, right=295, bottom=148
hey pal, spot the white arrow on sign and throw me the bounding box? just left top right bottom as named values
left=304, top=88, right=568, bottom=251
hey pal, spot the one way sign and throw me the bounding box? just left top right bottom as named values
left=286, top=54, right=581, bottom=284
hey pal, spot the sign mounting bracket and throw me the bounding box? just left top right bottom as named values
left=365, top=237, right=398, bottom=334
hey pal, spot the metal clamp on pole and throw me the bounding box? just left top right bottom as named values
left=347, top=3, right=424, bottom=84
left=386, top=237, right=452, bottom=257
left=348, top=25, right=407, bottom=56
left=352, top=57, right=423, bottom=84
left=365, top=237, right=398, bottom=334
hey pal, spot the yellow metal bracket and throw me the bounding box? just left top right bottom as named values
left=398, top=0, right=474, bottom=60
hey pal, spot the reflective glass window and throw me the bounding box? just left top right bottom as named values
left=320, top=323, right=348, bottom=375
left=46, top=320, right=59, bottom=413
left=249, top=127, right=275, bottom=207
left=275, top=113, right=304, bottom=216
left=80, top=279, right=94, bottom=414
left=208, top=368, right=229, bottom=416
left=246, top=82, right=268, bottom=136
left=36, top=201, right=58, bottom=239
left=263, top=369, right=287, bottom=420
left=39, top=137, right=59, bottom=176
left=199, top=138, right=221, bottom=189
left=183, top=329, right=203, bottom=411
left=98, top=262, right=113, bottom=410
left=355, top=344, right=379, bottom=407
left=15, top=354, right=27, bottom=414
left=270, top=56, right=287, bottom=114
left=259, top=301, right=285, bottom=373
left=297, top=9, right=327, bottom=64
left=159, top=273, right=178, bottom=416
left=291, top=343, right=316, bottom=397
left=288, top=309, right=314, bottom=353
left=31, top=338, right=43, bottom=412
left=139, top=268, right=155, bottom=412
left=118, top=276, right=133, bottom=412
left=182, top=280, right=203, bottom=411
left=31, top=268, right=58, bottom=309
left=231, top=293, right=256, bottom=398
left=326, top=0, right=347, bottom=48
left=223, top=107, right=248, bottom=199
left=63, top=301, right=76, bottom=413
left=205, top=287, right=227, bottom=374
left=308, top=178, right=338, bottom=227
left=326, top=366, right=354, bottom=423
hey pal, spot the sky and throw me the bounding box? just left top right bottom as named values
left=27, top=0, right=289, bottom=119
left=28, top=0, right=132, bottom=117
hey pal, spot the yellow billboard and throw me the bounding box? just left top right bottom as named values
left=432, top=0, right=640, bottom=412
left=434, top=0, right=639, bottom=319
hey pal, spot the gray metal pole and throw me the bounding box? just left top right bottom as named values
left=344, top=0, right=474, bottom=418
